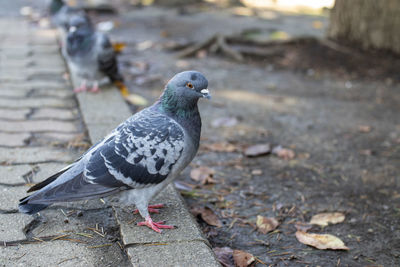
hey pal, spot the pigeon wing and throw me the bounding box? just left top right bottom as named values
left=85, top=110, right=185, bottom=188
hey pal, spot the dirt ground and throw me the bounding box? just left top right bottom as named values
left=51, top=1, right=400, bottom=266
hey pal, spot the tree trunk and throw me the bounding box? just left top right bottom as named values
left=328, top=0, right=400, bottom=54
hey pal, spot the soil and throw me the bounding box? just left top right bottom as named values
left=76, top=2, right=400, bottom=266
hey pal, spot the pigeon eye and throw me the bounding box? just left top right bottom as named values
left=186, top=82, right=194, bottom=89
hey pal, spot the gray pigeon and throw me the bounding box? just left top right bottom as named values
left=50, top=0, right=85, bottom=32
left=19, top=71, right=211, bottom=233
left=63, top=14, right=127, bottom=95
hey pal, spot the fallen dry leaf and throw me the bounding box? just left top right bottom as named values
left=190, top=166, right=216, bottom=184
left=256, top=215, right=279, bottom=234
left=213, top=247, right=234, bottom=267
left=358, top=125, right=372, bottom=133
left=112, top=42, right=126, bottom=53
left=191, top=206, right=222, bottom=227
left=272, top=145, right=295, bottom=160
left=294, top=222, right=312, bottom=232
left=309, top=212, right=345, bottom=227
left=211, top=116, right=238, bottom=128
left=295, top=231, right=349, bottom=250
left=244, top=144, right=271, bottom=157
left=203, top=142, right=237, bottom=153
left=124, top=94, right=148, bottom=106
left=233, top=250, right=255, bottom=267
left=251, top=169, right=263, bottom=175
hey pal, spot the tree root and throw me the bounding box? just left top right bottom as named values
left=172, top=32, right=355, bottom=62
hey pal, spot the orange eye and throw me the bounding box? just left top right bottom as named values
left=186, top=82, right=194, bottom=89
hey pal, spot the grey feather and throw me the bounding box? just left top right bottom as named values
left=19, top=71, right=210, bottom=219
left=63, top=15, right=122, bottom=86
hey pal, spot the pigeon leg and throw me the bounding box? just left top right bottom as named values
left=89, top=81, right=100, bottom=93
left=133, top=204, right=165, bottom=214
left=137, top=216, right=174, bottom=233
left=74, top=80, right=87, bottom=93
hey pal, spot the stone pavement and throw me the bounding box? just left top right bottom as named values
left=0, top=7, right=218, bottom=267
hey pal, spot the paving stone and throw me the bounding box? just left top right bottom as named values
left=0, top=213, right=32, bottom=241
left=115, top=185, right=206, bottom=245
left=0, top=98, right=75, bottom=108
left=0, top=108, right=30, bottom=120
left=85, top=123, right=116, bottom=143
left=35, top=132, right=80, bottom=143
left=76, top=88, right=132, bottom=124
left=0, top=147, right=76, bottom=164
left=0, top=89, right=29, bottom=98
left=1, top=120, right=78, bottom=132
left=30, top=89, right=74, bottom=98
left=0, top=241, right=128, bottom=267
left=127, top=241, right=219, bottom=267
left=0, top=132, right=30, bottom=146
left=31, top=202, right=114, bottom=237
left=0, top=80, right=68, bottom=91
left=0, top=163, right=69, bottom=184
left=31, top=108, right=77, bottom=120
left=0, top=186, right=28, bottom=210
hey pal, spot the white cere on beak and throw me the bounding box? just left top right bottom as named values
left=200, top=89, right=211, bottom=99
left=69, top=26, right=77, bottom=33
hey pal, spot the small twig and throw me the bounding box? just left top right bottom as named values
left=58, top=257, right=78, bottom=265
left=88, top=243, right=112, bottom=249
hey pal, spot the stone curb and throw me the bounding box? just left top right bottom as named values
left=62, top=38, right=219, bottom=266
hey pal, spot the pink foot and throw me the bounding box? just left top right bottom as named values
left=74, top=81, right=87, bottom=93
left=73, top=86, right=87, bottom=93
left=133, top=204, right=165, bottom=214
left=137, top=217, right=174, bottom=233
left=89, top=84, right=100, bottom=93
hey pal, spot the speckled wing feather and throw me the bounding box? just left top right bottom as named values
left=85, top=108, right=185, bottom=188
left=96, top=33, right=123, bottom=82
left=20, top=108, right=185, bottom=208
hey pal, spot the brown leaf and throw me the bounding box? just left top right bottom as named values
left=190, top=166, right=216, bottom=184
left=309, top=212, right=345, bottom=227
left=358, top=125, right=372, bottom=133
left=112, top=42, right=126, bottom=53
left=295, top=231, right=349, bottom=250
left=233, top=250, right=255, bottom=267
left=244, top=144, right=271, bottom=157
left=256, top=215, right=279, bottom=234
left=272, top=146, right=295, bottom=160
left=203, top=142, right=238, bottom=153
left=191, top=206, right=222, bottom=227
left=294, top=222, right=312, bottom=232
left=213, top=247, right=234, bottom=267
left=251, top=169, right=263, bottom=175
left=211, top=117, right=238, bottom=128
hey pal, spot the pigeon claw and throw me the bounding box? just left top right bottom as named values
left=89, top=84, right=100, bottom=93
left=133, top=204, right=165, bottom=214
left=137, top=217, right=174, bottom=233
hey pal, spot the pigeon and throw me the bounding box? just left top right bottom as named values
left=63, top=14, right=129, bottom=96
left=50, top=0, right=85, bottom=32
left=19, top=71, right=211, bottom=233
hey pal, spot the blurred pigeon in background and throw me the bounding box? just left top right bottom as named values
left=63, top=14, right=129, bottom=96
left=50, top=0, right=85, bottom=32
left=19, top=71, right=211, bottom=233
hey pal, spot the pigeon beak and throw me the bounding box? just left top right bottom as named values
left=69, top=26, right=77, bottom=33
left=200, top=89, right=211, bottom=100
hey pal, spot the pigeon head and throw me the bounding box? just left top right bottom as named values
left=67, top=14, right=94, bottom=35
left=50, top=0, right=64, bottom=15
left=160, top=71, right=210, bottom=116
left=66, top=15, right=94, bottom=55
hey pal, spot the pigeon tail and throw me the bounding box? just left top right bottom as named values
left=19, top=196, right=48, bottom=215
